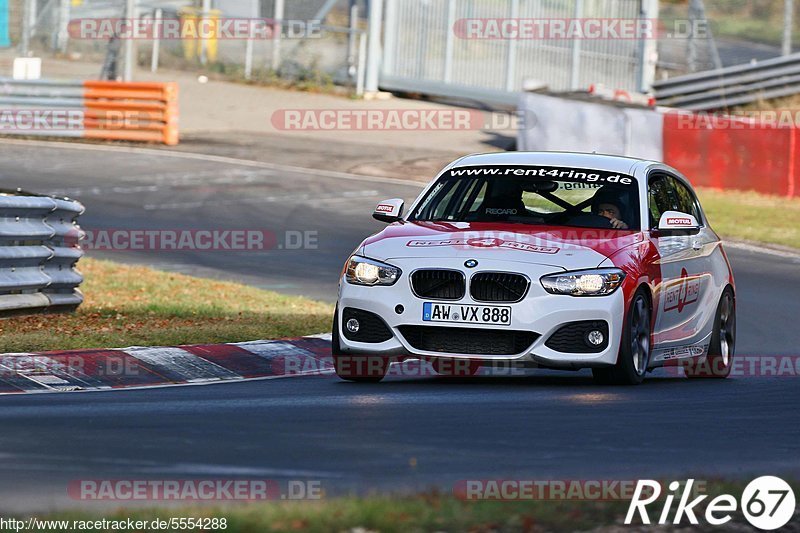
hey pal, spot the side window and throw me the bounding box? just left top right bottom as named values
left=670, top=178, right=702, bottom=223
left=648, top=175, right=673, bottom=226
left=648, top=174, right=702, bottom=226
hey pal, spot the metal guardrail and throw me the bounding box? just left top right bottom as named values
left=0, top=79, right=179, bottom=145
left=0, top=189, right=85, bottom=315
left=653, top=53, right=800, bottom=111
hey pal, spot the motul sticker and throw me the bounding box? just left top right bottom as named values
left=666, top=217, right=692, bottom=226
left=663, top=268, right=700, bottom=313
left=375, top=204, right=395, bottom=213
left=406, top=238, right=559, bottom=254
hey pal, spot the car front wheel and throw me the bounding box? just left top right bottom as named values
left=593, top=288, right=652, bottom=385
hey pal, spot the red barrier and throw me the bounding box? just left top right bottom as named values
left=662, top=111, right=797, bottom=197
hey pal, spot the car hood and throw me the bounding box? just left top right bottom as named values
left=362, top=221, right=643, bottom=271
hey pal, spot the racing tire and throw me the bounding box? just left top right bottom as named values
left=592, top=288, right=652, bottom=385
left=331, top=308, right=388, bottom=383
left=684, top=287, right=736, bottom=379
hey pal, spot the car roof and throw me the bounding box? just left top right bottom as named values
left=450, top=151, right=655, bottom=176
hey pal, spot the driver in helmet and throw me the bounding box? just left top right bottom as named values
left=592, top=188, right=630, bottom=230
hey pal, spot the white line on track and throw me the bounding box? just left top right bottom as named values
left=724, top=240, right=800, bottom=261
left=143, top=189, right=379, bottom=210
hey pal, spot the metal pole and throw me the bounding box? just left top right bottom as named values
left=245, top=0, right=259, bottom=79
left=271, top=0, right=285, bottom=71
left=637, top=0, right=659, bottom=92
left=570, top=0, right=584, bottom=90
left=443, top=0, right=456, bottom=83
left=356, top=31, right=367, bottom=96
left=504, top=0, right=519, bottom=91
left=244, top=38, right=254, bottom=79
left=29, top=0, right=37, bottom=39
left=347, top=0, right=359, bottom=78
left=123, top=0, right=135, bottom=81
left=200, top=0, right=211, bottom=65
left=56, top=0, right=71, bottom=53
left=784, top=0, right=794, bottom=56
left=20, top=0, right=33, bottom=56
left=151, top=8, right=162, bottom=73
left=382, top=0, right=397, bottom=77
left=365, top=0, right=383, bottom=93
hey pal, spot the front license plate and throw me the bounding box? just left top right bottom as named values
left=422, top=302, right=511, bottom=325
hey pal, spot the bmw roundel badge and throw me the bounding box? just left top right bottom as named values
left=464, top=259, right=478, bottom=268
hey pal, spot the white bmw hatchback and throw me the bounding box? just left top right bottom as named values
left=333, top=152, right=736, bottom=385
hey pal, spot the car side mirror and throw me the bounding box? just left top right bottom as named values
left=372, top=198, right=404, bottom=223
left=653, top=211, right=701, bottom=236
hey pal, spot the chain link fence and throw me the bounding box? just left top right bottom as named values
left=11, top=0, right=366, bottom=91
left=381, top=0, right=653, bottom=104
left=5, top=0, right=800, bottom=94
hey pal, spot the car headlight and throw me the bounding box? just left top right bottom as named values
left=345, top=256, right=401, bottom=286
left=540, top=268, right=626, bottom=296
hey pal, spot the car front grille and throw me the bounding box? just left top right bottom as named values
left=410, top=269, right=465, bottom=300
left=398, top=325, right=539, bottom=356
left=341, top=307, right=393, bottom=343
left=470, top=272, right=530, bottom=303
left=545, top=321, right=610, bottom=353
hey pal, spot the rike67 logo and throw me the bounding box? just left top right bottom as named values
left=626, top=477, right=796, bottom=530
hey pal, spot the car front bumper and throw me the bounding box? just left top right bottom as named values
left=335, top=257, right=625, bottom=368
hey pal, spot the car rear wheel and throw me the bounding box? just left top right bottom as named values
left=592, top=288, right=652, bottom=385
left=331, top=308, right=388, bottom=382
left=684, top=287, right=736, bottom=379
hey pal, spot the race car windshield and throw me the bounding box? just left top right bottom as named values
left=410, top=165, right=641, bottom=231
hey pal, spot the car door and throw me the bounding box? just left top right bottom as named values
left=648, top=172, right=713, bottom=362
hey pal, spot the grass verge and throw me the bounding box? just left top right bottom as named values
left=10, top=480, right=800, bottom=532
left=697, top=187, right=800, bottom=250
left=0, top=258, right=332, bottom=353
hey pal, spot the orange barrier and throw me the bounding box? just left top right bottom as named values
left=81, top=81, right=179, bottom=145
left=663, top=111, right=798, bottom=198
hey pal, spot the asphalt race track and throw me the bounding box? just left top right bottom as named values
left=3, top=140, right=424, bottom=302
left=1, top=141, right=799, bottom=509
